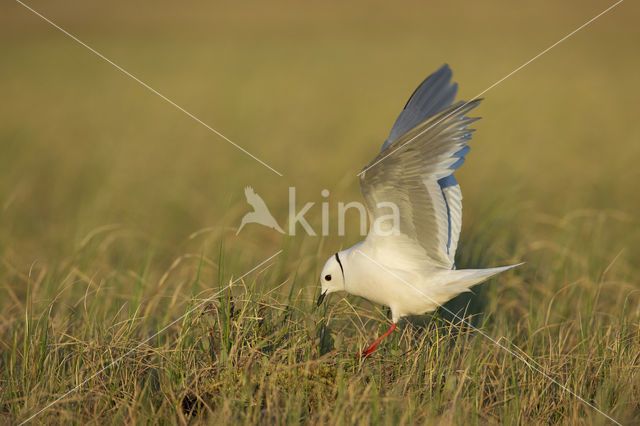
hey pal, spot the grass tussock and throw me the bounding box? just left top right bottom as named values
left=2, top=210, right=640, bottom=424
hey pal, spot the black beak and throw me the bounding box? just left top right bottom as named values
left=316, top=291, right=327, bottom=307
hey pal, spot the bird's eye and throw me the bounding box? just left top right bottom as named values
left=324, top=274, right=332, bottom=281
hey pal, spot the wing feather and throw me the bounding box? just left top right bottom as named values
left=382, top=64, right=458, bottom=151
left=360, top=99, right=480, bottom=269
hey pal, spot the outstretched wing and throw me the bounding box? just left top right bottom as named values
left=360, top=85, right=480, bottom=270
left=381, top=64, right=458, bottom=151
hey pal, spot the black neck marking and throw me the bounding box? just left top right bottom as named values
left=334, top=252, right=345, bottom=280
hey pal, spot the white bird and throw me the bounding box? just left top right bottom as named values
left=317, top=65, right=521, bottom=359
left=237, top=186, right=285, bottom=235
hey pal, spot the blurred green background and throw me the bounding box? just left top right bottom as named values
left=1, top=0, right=639, bottom=421
left=1, top=0, right=638, bottom=261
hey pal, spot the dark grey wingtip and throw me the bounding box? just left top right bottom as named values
left=404, top=64, right=455, bottom=109
left=384, top=64, right=460, bottom=150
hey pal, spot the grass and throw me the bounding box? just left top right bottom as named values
left=1, top=0, right=640, bottom=423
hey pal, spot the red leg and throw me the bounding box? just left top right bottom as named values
left=356, top=322, right=397, bottom=359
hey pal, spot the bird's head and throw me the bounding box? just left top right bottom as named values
left=317, top=252, right=346, bottom=306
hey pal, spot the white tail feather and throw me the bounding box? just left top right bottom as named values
left=439, top=263, right=523, bottom=294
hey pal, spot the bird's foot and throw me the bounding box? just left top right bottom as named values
left=356, top=342, right=380, bottom=360
left=355, top=322, right=397, bottom=360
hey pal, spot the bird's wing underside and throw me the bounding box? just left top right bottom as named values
left=381, top=64, right=458, bottom=151
left=360, top=83, right=481, bottom=270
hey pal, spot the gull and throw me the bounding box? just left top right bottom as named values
left=317, top=65, right=522, bottom=359
left=236, top=186, right=285, bottom=235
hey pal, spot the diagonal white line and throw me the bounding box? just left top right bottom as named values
left=18, top=249, right=283, bottom=425
left=356, top=250, right=622, bottom=425
left=15, top=0, right=283, bottom=177
left=358, top=0, right=624, bottom=177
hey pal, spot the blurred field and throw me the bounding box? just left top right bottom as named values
left=1, top=0, right=639, bottom=423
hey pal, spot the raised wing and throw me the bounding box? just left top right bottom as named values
left=381, top=64, right=458, bottom=151
left=360, top=98, right=481, bottom=270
